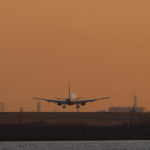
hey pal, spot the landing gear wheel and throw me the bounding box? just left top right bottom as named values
left=63, top=105, right=66, bottom=109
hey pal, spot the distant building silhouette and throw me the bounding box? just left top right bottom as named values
left=109, top=95, right=144, bottom=112
left=97, top=110, right=106, bottom=112
left=108, top=106, right=144, bottom=112
left=20, top=107, right=23, bottom=112
left=0, top=102, right=4, bottom=112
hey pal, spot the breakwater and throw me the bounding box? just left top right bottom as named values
left=0, top=112, right=150, bottom=141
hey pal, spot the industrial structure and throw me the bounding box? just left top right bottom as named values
left=108, top=107, right=144, bottom=112
left=108, top=95, right=144, bottom=112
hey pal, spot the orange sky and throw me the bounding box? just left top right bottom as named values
left=0, top=0, right=150, bottom=112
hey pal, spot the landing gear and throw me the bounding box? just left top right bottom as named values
left=63, top=105, right=66, bottom=109
left=76, top=105, right=80, bottom=112
left=62, top=105, right=66, bottom=112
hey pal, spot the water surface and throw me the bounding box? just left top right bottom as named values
left=0, top=140, right=150, bottom=150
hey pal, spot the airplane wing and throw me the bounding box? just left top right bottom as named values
left=73, top=97, right=111, bottom=104
left=32, top=97, right=67, bottom=104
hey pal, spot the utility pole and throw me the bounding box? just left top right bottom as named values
left=133, top=95, right=137, bottom=112
left=37, top=102, right=41, bottom=112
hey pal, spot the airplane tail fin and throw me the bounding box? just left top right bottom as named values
left=69, top=81, right=71, bottom=97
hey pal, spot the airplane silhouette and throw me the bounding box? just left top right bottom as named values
left=32, top=83, right=111, bottom=110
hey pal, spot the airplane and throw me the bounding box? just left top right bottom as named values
left=32, top=83, right=111, bottom=110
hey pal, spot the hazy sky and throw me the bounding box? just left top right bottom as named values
left=0, top=0, right=150, bottom=112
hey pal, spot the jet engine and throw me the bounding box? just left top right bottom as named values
left=57, top=103, right=62, bottom=106
left=81, top=103, right=86, bottom=106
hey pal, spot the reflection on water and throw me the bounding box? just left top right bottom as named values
left=0, top=140, right=150, bottom=150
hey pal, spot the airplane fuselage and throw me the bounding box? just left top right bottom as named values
left=66, top=98, right=74, bottom=105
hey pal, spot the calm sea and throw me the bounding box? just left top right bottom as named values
left=0, top=140, right=150, bottom=150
